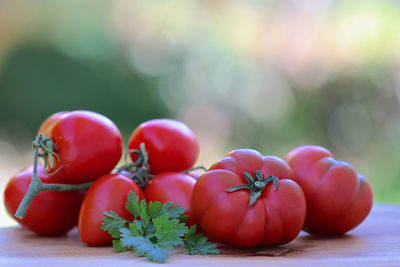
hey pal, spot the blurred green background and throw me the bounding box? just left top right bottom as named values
left=1, top=0, right=400, bottom=225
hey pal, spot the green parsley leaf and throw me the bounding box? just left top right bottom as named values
left=184, top=225, right=219, bottom=255
left=160, top=202, right=186, bottom=219
left=143, top=245, right=170, bottom=263
left=134, top=237, right=170, bottom=263
left=153, top=214, right=188, bottom=248
left=119, top=228, right=144, bottom=248
left=179, top=215, right=188, bottom=224
left=112, top=240, right=127, bottom=252
left=118, top=214, right=184, bottom=263
left=101, top=211, right=128, bottom=238
left=125, top=192, right=149, bottom=226
left=125, top=192, right=140, bottom=218
left=101, top=191, right=219, bottom=263
left=147, top=201, right=162, bottom=218
left=120, top=231, right=171, bottom=262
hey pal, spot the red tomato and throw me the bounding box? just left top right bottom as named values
left=37, top=111, right=68, bottom=136
left=143, top=172, right=196, bottom=226
left=39, top=110, right=122, bottom=184
left=128, top=119, right=199, bottom=174
left=78, top=173, right=144, bottom=246
left=191, top=149, right=306, bottom=248
left=4, top=165, right=84, bottom=236
left=285, top=145, right=373, bottom=235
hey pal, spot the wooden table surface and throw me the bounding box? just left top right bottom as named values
left=0, top=204, right=399, bottom=266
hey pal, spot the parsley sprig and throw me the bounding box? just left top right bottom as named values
left=101, top=192, right=219, bottom=263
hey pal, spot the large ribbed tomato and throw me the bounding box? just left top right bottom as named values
left=78, top=173, right=144, bottom=246
left=285, top=145, right=373, bottom=235
left=38, top=110, right=122, bottom=184
left=128, top=119, right=199, bottom=174
left=4, top=165, right=84, bottom=236
left=191, top=149, right=306, bottom=248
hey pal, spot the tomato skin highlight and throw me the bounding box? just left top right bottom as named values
left=285, top=145, right=373, bottom=235
left=191, top=149, right=306, bottom=248
left=78, top=173, right=144, bottom=246
left=37, top=111, right=68, bottom=136
left=143, top=172, right=196, bottom=226
left=128, top=119, right=199, bottom=174
left=39, top=110, right=123, bottom=184
left=4, top=165, right=84, bottom=236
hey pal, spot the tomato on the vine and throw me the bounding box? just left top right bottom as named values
left=285, top=145, right=373, bottom=235
left=78, top=173, right=144, bottom=246
left=191, top=149, right=306, bottom=248
left=4, top=165, right=84, bottom=236
left=143, top=172, right=196, bottom=226
left=38, top=110, right=123, bottom=184
left=128, top=119, right=199, bottom=174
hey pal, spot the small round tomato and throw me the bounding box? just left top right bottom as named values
left=191, top=149, right=306, bottom=248
left=128, top=119, right=199, bottom=174
left=39, top=110, right=123, bottom=184
left=143, top=172, right=196, bottom=226
left=4, top=165, right=84, bottom=236
left=78, top=173, right=144, bottom=246
left=285, top=145, right=373, bottom=235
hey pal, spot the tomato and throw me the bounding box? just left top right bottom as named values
left=143, top=172, right=196, bottom=226
left=191, top=149, right=306, bottom=248
left=78, top=173, right=144, bottom=246
left=128, top=119, right=199, bottom=174
left=37, top=111, right=68, bottom=136
left=285, top=145, right=373, bottom=235
left=38, top=110, right=123, bottom=184
left=4, top=165, right=84, bottom=236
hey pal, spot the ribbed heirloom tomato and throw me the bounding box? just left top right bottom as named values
left=128, top=119, right=199, bottom=174
left=191, top=149, right=306, bottom=248
left=143, top=172, right=196, bottom=226
left=4, top=165, right=84, bottom=236
left=285, top=145, right=373, bottom=235
left=38, top=110, right=122, bottom=184
left=78, top=173, right=144, bottom=246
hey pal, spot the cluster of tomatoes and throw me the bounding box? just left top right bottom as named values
left=3, top=110, right=373, bottom=249
left=193, top=146, right=373, bottom=248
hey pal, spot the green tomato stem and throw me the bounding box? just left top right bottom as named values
left=226, top=171, right=279, bottom=208
left=15, top=143, right=41, bottom=219
left=14, top=135, right=93, bottom=219
left=115, top=142, right=154, bottom=188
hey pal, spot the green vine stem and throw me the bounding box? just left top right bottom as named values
left=15, top=135, right=93, bottom=219
left=116, top=143, right=154, bottom=188
left=226, top=170, right=279, bottom=208
left=182, top=166, right=208, bottom=173
left=117, top=143, right=208, bottom=187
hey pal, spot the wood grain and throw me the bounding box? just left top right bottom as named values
left=0, top=204, right=399, bottom=266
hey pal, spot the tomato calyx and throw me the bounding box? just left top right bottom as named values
left=117, top=143, right=206, bottom=187
left=15, top=135, right=93, bottom=219
left=117, top=143, right=154, bottom=188
left=226, top=170, right=279, bottom=208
